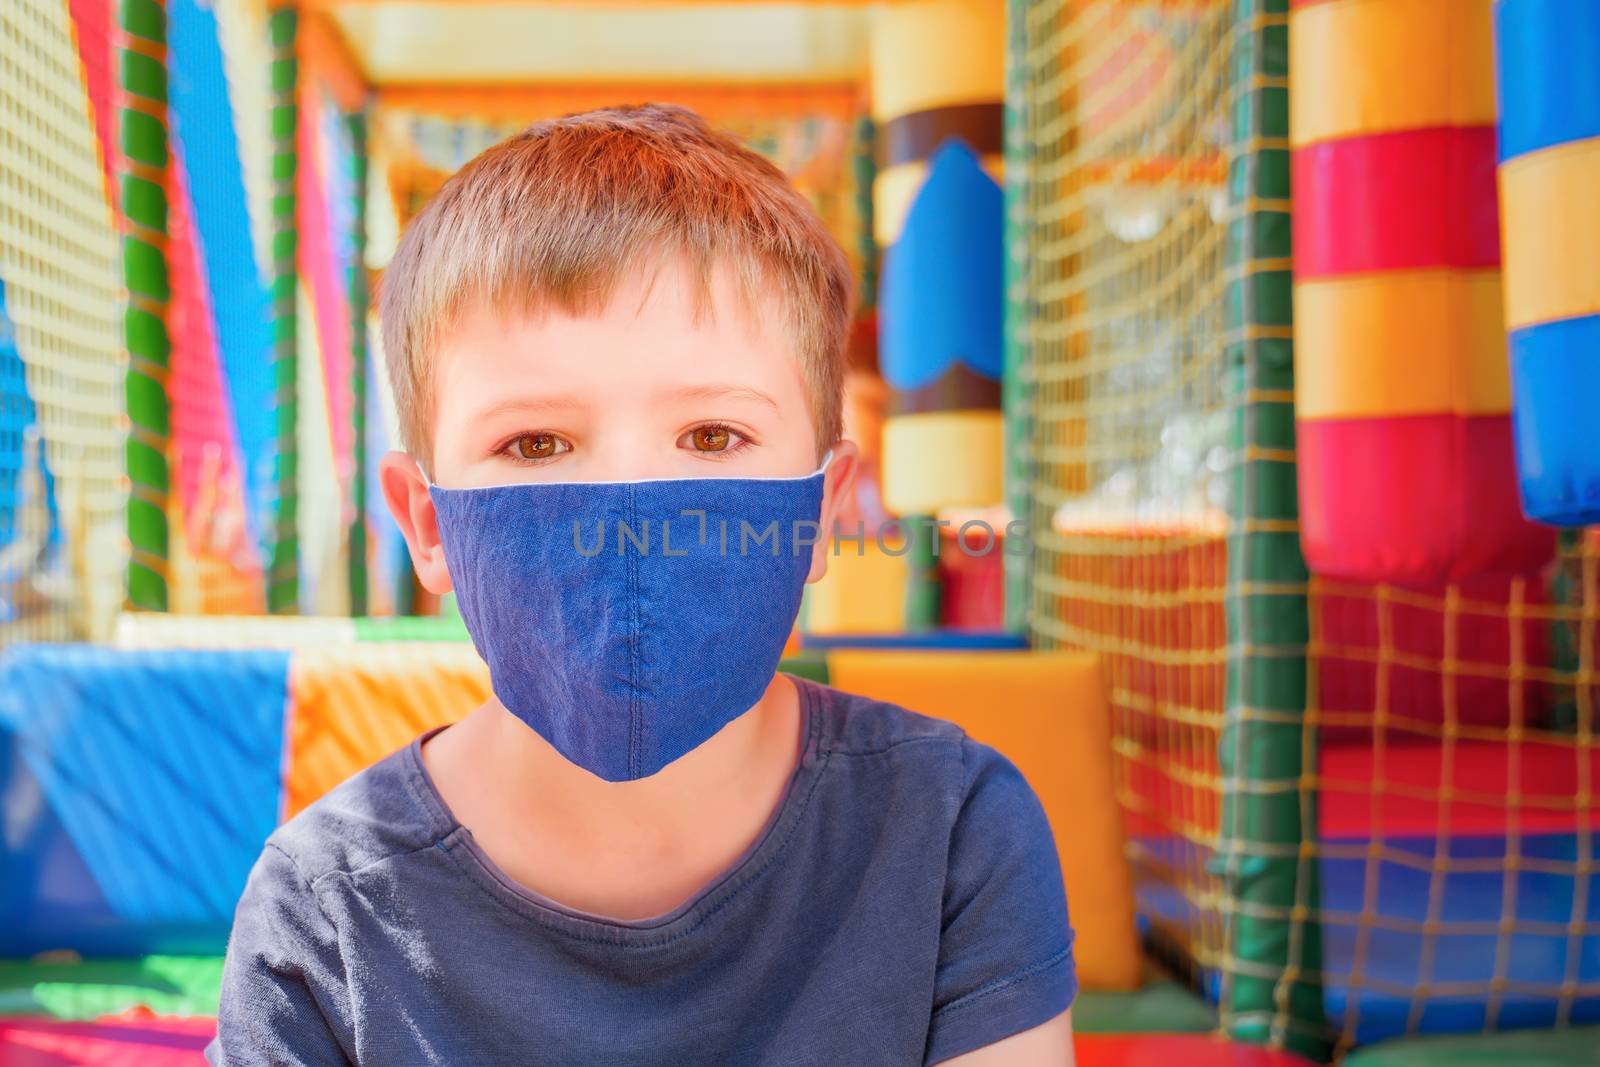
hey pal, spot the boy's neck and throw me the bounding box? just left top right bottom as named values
left=420, top=673, right=804, bottom=920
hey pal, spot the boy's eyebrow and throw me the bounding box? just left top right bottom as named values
left=668, top=384, right=780, bottom=411
left=470, top=395, right=587, bottom=422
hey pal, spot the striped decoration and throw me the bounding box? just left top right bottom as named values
left=347, top=109, right=370, bottom=615
left=870, top=0, right=1006, bottom=628
left=1494, top=0, right=1600, bottom=525
left=119, top=0, right=172, bottom=611
left=1289, top=0, right=1553, bottom=584
left=267, top=4, right=298, bottom=613
left=167, top=0, right=272, bottom=613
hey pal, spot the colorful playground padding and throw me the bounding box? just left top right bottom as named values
left=1291, top=0, right=1555, bottom=585
left=1137, top=731, right=1600, bottom=1045
left=0, top=1016, right=1321, bottom=1067
left=0, top=954, right=1214, bottom=1033
left=5, top=1014, right=1595, bottom=1066
left=10, top=628, right=1599, bottom=1045
left=1494, top=0, right=1600, bottom=526
left=0, top=641, right=1140, bottom=991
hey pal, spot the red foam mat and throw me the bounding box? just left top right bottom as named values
left=1320, top=738, right=1600, bottom=838
left=0, top=1019, right=1318, bottom=1066
left=1076, top=1033, right=1317, bottom=1066
left=0, top=1015, right=214, bottom=1067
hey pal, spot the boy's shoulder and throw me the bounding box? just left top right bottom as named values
left=800, top=674, right=968, bottom=755
left=798, top=675, right=1024, bottom=801
left=261, top=735, right=445, bottom=888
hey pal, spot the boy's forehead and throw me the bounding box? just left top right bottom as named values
left=430, top=261, right=804, bottom=408
left=453, top=255, right=786, bottom=349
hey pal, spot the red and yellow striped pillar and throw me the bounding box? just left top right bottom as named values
left=1290, top=0, right=1553, bottom=584
left=1494, top=0, right=1600, bottom=526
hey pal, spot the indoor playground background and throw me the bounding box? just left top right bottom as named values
left=1, top=1, right=1598, bottom=1065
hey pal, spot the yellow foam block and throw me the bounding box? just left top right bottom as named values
left=285, top=643, right=490, bottom=818
left=804, top=539, right=910, bottom=634
left=827, top=649, right=1143, bottom=991
left=1295, top=269, right=1510, bottom=419
left=1500, top=137, right=1600, bottom=331
left=882, top=409, right=1005, bottom=516
left=1290, top=0, right=1495, bottom=147
left=869, top=0, right=1003, bottom=122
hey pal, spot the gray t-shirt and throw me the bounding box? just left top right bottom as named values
left=207, top=676, right=1077, bottom=1066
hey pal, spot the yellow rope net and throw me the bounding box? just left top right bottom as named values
left=0, top=0, right=128, bottom=644
left=1013, top=0, right=1233, bottom=991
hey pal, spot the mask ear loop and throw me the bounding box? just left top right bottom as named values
left=417, top=457, right=434, bottom=490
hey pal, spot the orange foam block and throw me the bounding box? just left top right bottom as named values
left=284, top=643, right=490, bottom=818
left=827, top=649, right=1142, bottom=991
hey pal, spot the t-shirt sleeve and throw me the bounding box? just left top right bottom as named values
left=923, top=738, right=1078, bottom=1065
left=206, top=842, right=356, bottom=1066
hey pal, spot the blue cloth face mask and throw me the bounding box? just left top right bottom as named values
left=428, top=459, right=828, bottom=781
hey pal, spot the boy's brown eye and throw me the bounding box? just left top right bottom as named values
left=691, top=426, right=731, bottom=452
left=515, top=433, right=561, bottom=460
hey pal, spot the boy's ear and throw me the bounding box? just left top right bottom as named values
left=807, top=440, right=860, bottom=585
left=378, top=450, right=454, bottom=596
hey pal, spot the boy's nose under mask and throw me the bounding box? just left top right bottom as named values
left=429, top=462, right=826, bottom=781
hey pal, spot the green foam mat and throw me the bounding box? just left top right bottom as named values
left=0, top=956, right=222, bottom=1019
left=352, top=615, right=470, bottom=641
left=1344, top=1028, right=1600, bottom=1067
left=1070, top=981, right=1217, bottom=1035
left=0, top=957, right=1220, bottom=1036
left=779, top=652, right=830, bottom=685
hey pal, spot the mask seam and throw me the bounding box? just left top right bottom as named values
left=628, top=481, right=642, bottom=780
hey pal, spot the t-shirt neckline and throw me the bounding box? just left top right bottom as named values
left=400, top=673, right=828, bottom=941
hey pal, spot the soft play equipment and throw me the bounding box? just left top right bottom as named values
left=0, top=0, right=128, bottom=644
left=1135, top=731, right=1600, bottom=1045
left=111, top=611, right=469, bottom=647
left=1312, top=574, right=1552, bottom=739
left=0, top=0, right=405, bottom=633
left=0, top=1014, right=216, bottom=1066
left=1004, top=0, right=1330, bottom=1052
left=0, top=642, right=1141, bottom=994
left=0, top=960, right=1219, bottom=1033
left=1005, top=0, right=1600, bottom=1059
left=1316, top=740, right=1600, bottom=1043
left=1342, top=1027, right=1600, bottom=1067
left=870, top=0, right=1005, bottom=629
left=801, top=524, right=1007, bottom=634
left=0, top=1019, right=1322, bottom=1067
left=0, top=646, right=290, bottom=956
left=0, top=958, right=221, bottom=1021
left=1494, top=0, right=1600, bottom=526
left=802, top=540, right=911, bottom=633
left=1291, top=0, right=1553, bottom=584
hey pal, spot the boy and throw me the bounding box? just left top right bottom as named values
left=210, top=104, right=1076, bottom=1066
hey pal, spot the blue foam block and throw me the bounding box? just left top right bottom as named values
left=1509, top=314, right=1600, bottom=526
left=0, top=646, right=290, bottom=955
left=1321, top=833, right=1600, bottom=1044
left=1133, top=832, right=1600, bottom=1044
left=799, top=630, right=1028, bottom=652
left=1494, top=0, right=1600, bottom=161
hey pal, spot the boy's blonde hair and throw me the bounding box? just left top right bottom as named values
left=380, top=103, right=855, bottom=471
